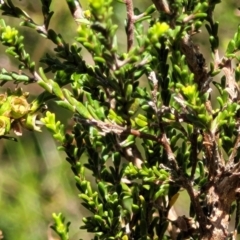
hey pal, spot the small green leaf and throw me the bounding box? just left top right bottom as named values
left=226, top=39, right=236, bottom=55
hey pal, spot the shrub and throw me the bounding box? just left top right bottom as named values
left=0, top=0, right=240, bottom=239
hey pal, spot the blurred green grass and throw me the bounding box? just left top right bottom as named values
left=0, top=1, right=239, bottom=239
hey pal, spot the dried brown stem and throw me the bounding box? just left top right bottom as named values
left=124, top=0, right=134, bottom=51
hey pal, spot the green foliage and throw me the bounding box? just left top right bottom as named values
left=0, top=0, right=240, bottom=239
left=52, top=213, right=70, bottom=240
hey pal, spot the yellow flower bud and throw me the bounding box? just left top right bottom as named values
left=1, top=26, right=19, bottom=44
left=0, top=94, right=11, bottom=117
left=10, top=96, right=30, bottom=119
left=0, top=116, right=11, bottom=136
left=148, top=22, right=169, bottom=44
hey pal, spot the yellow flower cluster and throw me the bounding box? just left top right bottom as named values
left=0, top=90, right=30, bottom=136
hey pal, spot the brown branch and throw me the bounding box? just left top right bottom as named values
left=202, top=130, right=223, bottom=181
left=159, top=133, right=179, bottom=172
left=147, top=73, right=180, bottom=172
left=202, top=173, right=240, bottom=239
left=113, top=132, right=144, bottom=168
left=74, top=117, right=159, bottom=141
left=221, top=58, right=240, bottom=100
left=180, top=177, right=209, bottom=236
left=227, top=134, right=240, bottom=168
left=180, top=34, right=209, bottom=92
left=124, top=0, right=134, bottom=51
left=152, top=0, right=171, bottom=14
left=190, top=128, right=198, bottom=180
left=74, top=116, right=181, bottom=171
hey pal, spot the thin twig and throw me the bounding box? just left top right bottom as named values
left=180, top=34, right=208, bottom=91
left=65, top=0, right=84, bottom=24
left=202, top=131, right=222, bottom=180
left=190, top=128, right=198, bottom=180
left=227, top=134, right=240, bottom=168
left=213, top=49, right=221, bottom=69
left=74, top=117, right=159, bottom=141
left=148, top=71, right=159, bottom=113
left=75, top=116, right=180, bottom=170
left=152, top=0, right=171, bottom=14
left=124, top=0, right=134, bottom=51
left=221, top=59, right=240, bottom=100
left=159, top=133, right=179, bottom=172
left=33, top=71, right=42, bottom=81
left=180, top=177, right=208, bottom=235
